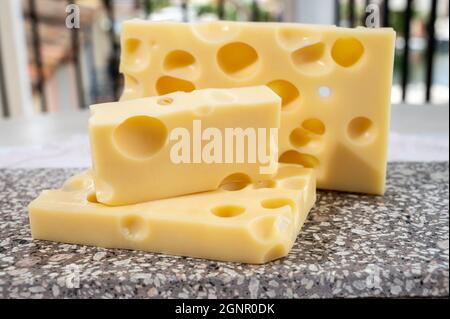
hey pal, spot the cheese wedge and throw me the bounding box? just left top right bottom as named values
left=89, top=86, right=281, bottom=206
left=28, top=164, right=316, bottom=264
left=119, top=21, right=395, bottom=195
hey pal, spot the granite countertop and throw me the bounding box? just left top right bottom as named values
left=0, top=162, right=448, bottom=299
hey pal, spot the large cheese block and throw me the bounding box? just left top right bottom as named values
left=120, top=21, right=396, bottom=195
left=89, top=86, right=281, bottom=206
left=28, top=164, right=316, bottom=264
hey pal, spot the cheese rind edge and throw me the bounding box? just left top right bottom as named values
left=29, top=165, right=316, bottom=264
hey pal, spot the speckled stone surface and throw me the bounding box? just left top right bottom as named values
left=0, top=162, right=448, bottom=299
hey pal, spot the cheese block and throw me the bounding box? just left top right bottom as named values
left=119, top=20, right=396, bottom=195
left=28, top=164, right=316, bottom=264
left=89, top=86, right=281, bottom=206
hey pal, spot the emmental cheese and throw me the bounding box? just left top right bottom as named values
left=89, top=86, right=281, bottom=206
left=120, top=21, right=396, bottom=195
left=29, top=164, right=316, bottom=264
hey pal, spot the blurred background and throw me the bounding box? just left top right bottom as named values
left=0, top=0, right=448, bottom=167
left=0, top=0, right=449, bottom=116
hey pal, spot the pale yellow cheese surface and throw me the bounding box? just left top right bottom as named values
left=28, top=164, right=316, bottom=264
left=89, top=86, right=281, bottom=206
left=120, top=21, right=396, bottom=195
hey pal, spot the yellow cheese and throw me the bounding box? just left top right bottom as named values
left=120, top=21, right=395, bottom=195
left=89, top=86, right=281, bottom=206
left=28, top=164, right=316, bottom=264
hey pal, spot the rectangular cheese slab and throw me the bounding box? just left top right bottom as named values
left=120, top=20, right=396, bottom=195
left=28, top=164, right=316, bottom=264
left=89, top=86, right=281, bottom=206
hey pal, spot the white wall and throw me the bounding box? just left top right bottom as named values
left=0, top=77, right=4, bottom=117
left=0, top=0, right=33, bottom=117
left=283, top=0, right=336, bottom=24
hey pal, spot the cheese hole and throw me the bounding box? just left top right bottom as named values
left=121, top=215, right=148, bottom=241
left=302, top=119, right=325, bottom=135
left=276, top=27, right=321, bottom=51
left=191, top=22, right=240, bottom=43
left=291, top=42, right=330, bottom=76
left=113, top=116, right=167, bottom=159
left=217, top=42, right=259, bottom=80
left=250, top=215, right=292, bottom=241
left=220, top=173, right=251, bottom=191
left=87, top=192, right=98, bottom=204
left=122, top=74, right=140, bottom=98
left=347, top=117, right=375, bottom=143
left=251, top=217, right=277, bottom=240
left=163, top=50, right=199, bottom=78
left=261, top=198, right=295, bottom=213
left=279, top=151, right=320, bottom=169
left=156, top=76, right=195, bottom=95
left=290, top=128, right=319, bottom=148
left=124, top=38, right=140, bottom=55
left=280, top=177, right=307, bottom=190
left=253, top=179, right=277, bottom=189
left=95, top=179, right=114, bottom=204
left=319, top=86, right=331, bottom=98
left=332, top=37, right=364, bottom=67
left=123, top=38, right=150, bottom=72
left=264, top=244, right=287, bottom=262
left=164, top=50, right=196, bottom=70
left=157, top=97, right=174, bottom=106
left=194, top=105, right=213, bottom=116
left=124, top=74, right=138, bottom=87
left=266, top=80, right=300, bottom=109
left=211, top=205, right=246, bottom=218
